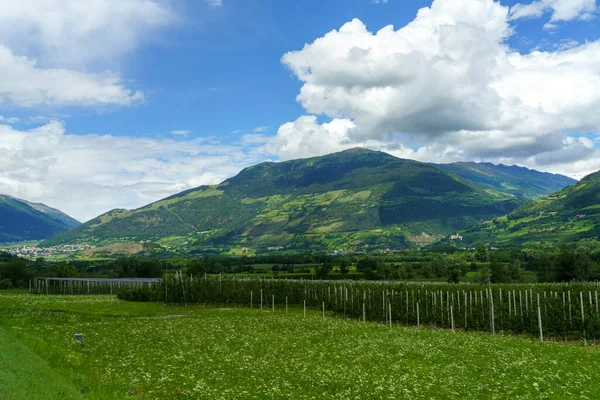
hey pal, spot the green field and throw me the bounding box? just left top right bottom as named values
left=1, top=293, right=600, bottom=399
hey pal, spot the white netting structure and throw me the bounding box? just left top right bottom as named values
left=32, top=277, right=160, bottom=295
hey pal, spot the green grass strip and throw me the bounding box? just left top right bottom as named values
left=0, top=325, right=83, bottom=400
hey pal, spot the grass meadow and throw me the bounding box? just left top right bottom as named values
left=1, top=293, right=600, bottom=399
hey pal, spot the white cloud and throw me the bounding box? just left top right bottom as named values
left=510, top=0, right=597, bottom=28
left=241, top=133, right=270, bottom=145
left=206, top=0, right=223, bottom=8
left=0, top=0, right=173, bottom=68
left=265, top=116, right=356, bottom=160
left=169, top=130, right=191, bottom=136
left=253, top=126, right=269, bottom=133
left=554, top=39, right=581, bottom=51
left=509, top=1, right=547, bottom=20
left=271, top=0, right=600, bottom=178
left=281, top=1, right=512, bottom=140
left=264, top=116, right=600, bottom=178
left=0, top=121, right=263, bottom=221
left=0, top=0, right=174, bottom=108
left=0, top=45, right=144, bottom=107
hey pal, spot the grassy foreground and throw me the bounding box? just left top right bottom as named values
left=1, top=294, right=599, bottom=399
left=0, top=325, right=83, bottom=400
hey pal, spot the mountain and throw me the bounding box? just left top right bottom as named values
left=438, top=162, right=576, bottom=200
left=461, top=170, right=600, bottom=247
left=17, top=199, right=81, bottom=230
left=0, top=195, right=80, bottom=243
left=43, top=148, right=527, bottom=252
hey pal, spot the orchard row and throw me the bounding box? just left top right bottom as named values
left=122, top=276, right=600, bottom=341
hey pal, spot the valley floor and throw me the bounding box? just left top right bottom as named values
left=0, top=293, right=599, bottom=399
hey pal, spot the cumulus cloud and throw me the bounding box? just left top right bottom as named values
left=0, top=45, right=144, bottom=107
left=281, top=1, right=512, bottom=140
left=0, top=0, right=173, bottom=108
left=269, top=0, right=600, bottom=178
left=0, top=0, right=173, bottom=67
left=0, top=121, right=263, bottom=221
left=510, top=0, right=596, bottom=28
left=265, top=116, right=357, bottom=160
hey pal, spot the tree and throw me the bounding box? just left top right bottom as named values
left=314, top=263, right=333, bottom=279
left=48, top=263, right=78, bottom=278
left=375, top=263, right=394, bottom=280
left=490, top=260, right=508, bottom=283
left=356, top=258, right=378, bottom=272
left=475, top=266, right=491, bottom=284
left=507, top=264, right=521, bottom=282
left=0, top=278, right=12, bottom=289
left=187, top=260, right=206, bottom=277
left=357, top=258, right=379, bottom=279
left=397, top=264, right=411, bottom=280
left=444, top=258, right=463, bottom=283
left=447, top=265, right=461, bottom=283
left=431, top=258, right=448, bottom=278
left=530, top=251, right=554, bottom=282
left=136, top=260, right=163, bottom=278
left=0, top=260, right=33, bottom=288
left=420, top=262, right=433, bottom=279
left=554, top=245, right=576, bottom=282
left=338, top=258, right=350, bottom=275
left=475, top=243, right=488, bottom=262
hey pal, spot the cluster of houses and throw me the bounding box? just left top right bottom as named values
left=1, top=244, right=94, bottom=258
left=450, top=233, right=464, bottom=240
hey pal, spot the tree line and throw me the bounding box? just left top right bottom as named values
left=1, top=241, right=600, bottom=287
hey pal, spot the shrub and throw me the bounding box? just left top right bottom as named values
left=0, top=278, right=13, bottom=289
left=117, top=286, right=156, bottom=302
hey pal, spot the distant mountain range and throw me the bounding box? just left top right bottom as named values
left=461, top=170, right=600, bottom=247
left=41, top=148, right=577, bottom=253
left=438, top=162, right=576, bottom=200
left=0, top=195, right=80, bottom=243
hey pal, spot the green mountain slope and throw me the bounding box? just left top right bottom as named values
left=0, top=195, right=80, bottom=243
left=43, top=149, right=526, bottom=252
left=462, top=170, right=600, bottom=246
left=438, top=162, right=576, bottom=200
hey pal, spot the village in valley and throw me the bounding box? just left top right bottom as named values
left=0, top=244, right=94, bottom=259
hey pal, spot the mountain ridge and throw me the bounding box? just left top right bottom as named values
left=41, top=148, right=575, bottom=253
left=437, top=161, right=576, bottom=200
left=461, top=169, right=600, bottom=246
left=0, top=195, right=81, bottom=243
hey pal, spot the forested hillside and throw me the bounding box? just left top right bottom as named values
left=0, top=195, right=80, bottom=243
left=42, top=149, right=528, bottom=252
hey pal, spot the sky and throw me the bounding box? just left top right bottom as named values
left=0, top=0, right=599, bottom=222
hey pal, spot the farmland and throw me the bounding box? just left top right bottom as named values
left=1, top=293, right=600, bottom=399
left=114, top=277, right=600, bottom=341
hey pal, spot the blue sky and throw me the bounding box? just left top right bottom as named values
left=7, top=0, right=598, bottom=140
left=0, top=0, right=599, bottom=220
left=4, top=0, right=438, bottom=139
